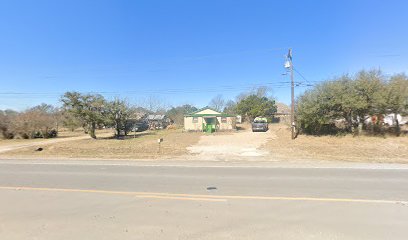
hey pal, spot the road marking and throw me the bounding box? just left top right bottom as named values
left=1, top=161, right=408, bottom=170
left=0, top=186, right=406, bottom=205
left=0, top=186, right=226, bottom=202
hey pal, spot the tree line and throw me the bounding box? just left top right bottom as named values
left=207, top=87, right=277, bottom=121
left=296, top=70, right=408, bottom=136
left=1, top=88, right=278, bottom=139
left=5, top=70, right=405, bottom=140
left=0, top=104, right=60, bottom=139
left=1, top=92, right=149, bottom=139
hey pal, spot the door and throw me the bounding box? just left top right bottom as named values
left=204, top=118, right=216, bottom=133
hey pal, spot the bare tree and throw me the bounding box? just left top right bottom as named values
left=13, top=104, right=58, bottom=138
left=223, top=100, right=237, bottom=114
left=142, top=95, right=168, bottom=113
left=254, top=86, right=268, bottom=98
left=235, top=86, right=271, bottom=102
left=209, top=94, right=225, bottom=112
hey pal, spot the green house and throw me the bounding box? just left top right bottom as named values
left=184, top=107, right=237, bottom=132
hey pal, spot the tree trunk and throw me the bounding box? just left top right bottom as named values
left=395, top=113, right=400, bottom=136
left=89, top=122, right=97, bottom=139
left=115, top=119, right=121, bottom=137
left=358, top=120, right=363, bottom=135
left=345, top=114, right=353, bottom=133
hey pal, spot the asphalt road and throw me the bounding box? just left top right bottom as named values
left=1, top=160, right=408, bottom=240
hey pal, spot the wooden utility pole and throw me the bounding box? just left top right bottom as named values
left=286, top=49, right=295, bottom=140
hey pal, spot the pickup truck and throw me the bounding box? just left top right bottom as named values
left=252, top=117, right=269, bottom=132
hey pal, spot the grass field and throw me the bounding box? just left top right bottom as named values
left=0, top=129, right=202, bottom=160
left=264, top=124, right=408, bottom=163
left=2, top=125, right=408, bottom=163
left=0, top=129, right=110, bottom=146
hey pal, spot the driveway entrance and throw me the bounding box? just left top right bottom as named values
left=186, top=127, right=275, bottom=160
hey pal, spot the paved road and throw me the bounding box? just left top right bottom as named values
left=1, top=160, right=408, bottom=239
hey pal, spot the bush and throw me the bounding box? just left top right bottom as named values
left=0, top=104, right=59, bottom=139
left=296, top=70, right=408, bottom=136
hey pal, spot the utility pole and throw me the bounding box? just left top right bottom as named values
left=285, top=48, right=295, bottom=140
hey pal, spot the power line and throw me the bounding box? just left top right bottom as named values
left=0, top=81, right=298, bottom=99
left=293, top=68, right=313, bottom=86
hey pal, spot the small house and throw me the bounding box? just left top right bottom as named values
left=184, top=107, right=236, bottom=133
left=146, top=114, right=171, bottom=130
left=273, top=102, right=291, bottom=123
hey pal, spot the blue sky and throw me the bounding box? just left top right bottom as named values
left=0, top=0, right=407, bottom=110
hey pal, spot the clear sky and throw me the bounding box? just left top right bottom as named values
left=0, top=0, right=407, bottom=110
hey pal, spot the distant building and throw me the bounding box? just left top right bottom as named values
left=236, top=115, right=242, bottom=124
left=146, top=115, right=172, bottom=130
left=365, top=113, right=408, bottom=126
left=184, top=107, right=236, bottom=133
left=273, top=102, right=291, bottom=123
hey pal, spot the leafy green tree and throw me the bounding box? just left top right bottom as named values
left=384, top=74, right=408, bottom=135
left=296, top=70, right=399, bottom=135
left=61, top=110, right=83, bottom=132
left=61, top=92, right=107, bottom=139
left=235, top=95, right=277, bottom=121
left=296, top=85, right=333, bottom=134
left=106, top=98, right=133, bottom=137
left=166, top=104, right=198, bottom=125
left=353, top=70, right=387, bottom=129
left=323, top=76, right=361, bottom=133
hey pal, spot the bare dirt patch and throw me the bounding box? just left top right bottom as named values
left=264, top=124, right=408, bottom=163
left=0, top=129, right=201, bottom=160
left=186, top=125, right=272, bottom=160
left=0, top=129, right=113, bottom=154
left=3, top=124, right=407, bottom=163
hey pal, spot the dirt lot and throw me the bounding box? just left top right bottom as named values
left=1, top=124, right=408, bottom=163
left=0, top=129, right=201, bottom=160
left=0, top=129, right=101, bottom=147
left=186, top=126, right=271, bottom=160
left=0, top=129, right=113, bottom=154
left=264, top=124, right=408, bottom=163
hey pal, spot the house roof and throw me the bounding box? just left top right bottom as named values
left=147, top=114, right=167, bottom=120
left=185, top=106, right=235, bottom=117
left=189, top=106, right=220, bottom=114
left=276, top=102, right=290, bottom=114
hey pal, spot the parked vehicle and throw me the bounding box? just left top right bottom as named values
left=125, top=119, right=149, bottom=133
left=252, top=117, right=268, bottom=132
left=133, top=121, right=149, bottom=132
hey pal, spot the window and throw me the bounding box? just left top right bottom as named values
left=192, top=117, right=198, bottom=123
left=221, top=117, right=227, bottom=123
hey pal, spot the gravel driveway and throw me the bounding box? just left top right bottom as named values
left=186, top=129, right=274, bottom=160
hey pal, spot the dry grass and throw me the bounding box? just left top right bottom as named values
left=0, top=129, right=111, bottom=146
left=3, top=124, right=408, bottom=163
left=1, top=129, right=202, bottom=160
left=0, top=138, right=45, bottom=147
left=56, top=128, right=91, bottom=138
left=264, top=124, right=408, bottom=163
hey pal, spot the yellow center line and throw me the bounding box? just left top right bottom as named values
left=0, top=186, right=225, bottom=202
left=0, top=186, right=405, bottom=205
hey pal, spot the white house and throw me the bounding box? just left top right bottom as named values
left=184, top=107, right=236, bottom=133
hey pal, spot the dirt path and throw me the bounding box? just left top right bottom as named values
left=0, top=134, right=113, bottom=154
left=186, top=129, right=275, bottom=160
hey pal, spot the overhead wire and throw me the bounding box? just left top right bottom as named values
left=0, top=80, right=304, bottom=99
